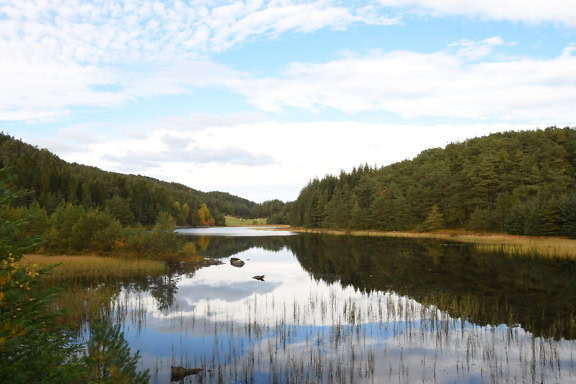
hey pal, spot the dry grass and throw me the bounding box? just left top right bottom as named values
left=288, top=228, right=576, bottom=259
left=20, top=254, right=167, bottom=279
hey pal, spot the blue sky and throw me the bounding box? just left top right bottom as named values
left=1, top=0, right=576, bottom=202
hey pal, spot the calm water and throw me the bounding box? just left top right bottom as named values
left=76, top=229, right=576, bottom=383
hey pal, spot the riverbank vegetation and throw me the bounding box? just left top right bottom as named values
left=0, top=186, right=203, bottom=260
left=289, top=227, right=576, bottom=259
left=0, top=178, right=149, bottom=383
left=19, top=255, right=167, bottom=280
left=280, top=127, right=576, bottom=238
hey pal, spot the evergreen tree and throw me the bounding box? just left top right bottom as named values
left=419, top=205, right=445, bottom=232
left=286, top=127, right=576, bottom=236
left=82, top=321, right=149, bottom=384
left=106, top=195, right=135, bottom=226
left=559, top=195, right=576, bottom=238
left=468, top=207, right=493, bottom=231
left=154, top=211, right=176, bottom=232
left=351, top=199, right=363, bottom=229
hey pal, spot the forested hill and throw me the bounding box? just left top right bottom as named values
left=284, top=127, right=576, bottom=237
left=0, top=133, right=258, bottom=226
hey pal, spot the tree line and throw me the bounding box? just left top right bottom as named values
left=278, top=127, right=576, bottom=237
left=0, top=133, right=266, bottom=227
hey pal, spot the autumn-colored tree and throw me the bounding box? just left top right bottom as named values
left=197, top=203, right=215, bottom=226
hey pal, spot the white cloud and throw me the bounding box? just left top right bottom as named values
left=123, top=111, right=270, bottom=133
left=231, top=39, right=576, bottom=121
left=0, top=1, right=396, bottom=62
left=378, top=0, right=576, bottom=26
left=0, top=1, right=398, bottom=121
left=0, top=56, right=243, bottom=121
left=88, top=127, right=279, bottom=171
left=59, top=124, right=105, bottom=143
left=2, top=1, right=576, bottom=122
left=102, top=146, right=277, bottom=168
left=161, top=134, right=194, bottom=149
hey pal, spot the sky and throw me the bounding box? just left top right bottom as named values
left=1, top=1, right=576, bottom=203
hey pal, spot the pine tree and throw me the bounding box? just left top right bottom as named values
left=83, top=321, right=149, bottom=384
left=559, top=195, right=576, bottom=238
left=106, top=195, right=135, bottom=226
left=154, top=211, right=176, bottom=232
left=420, top=205, right=445, bottom=232
left=351, top=199, right=363, bottom=229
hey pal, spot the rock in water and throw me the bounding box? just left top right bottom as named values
left=230, top=257, right=245, bottom=268
left=171, top=366, right=202, bottom=381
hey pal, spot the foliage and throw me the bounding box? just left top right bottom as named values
left=153, top=211, right=176, bottom=232
left=0, top=173, right=150, bottom=383
left=0, top=133, right=262, bottom=225
left=82, top=320, right=149, bottom=384
left=418, top=205, right=445, bottom=232
left=287, top=127, right=576, bottom=236
left=197, top=203, right=215, bottom=226
left=0, top=173, right=80, bottom=382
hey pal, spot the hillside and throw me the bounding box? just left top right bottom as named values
left=284, top=127, right=576, bottom=237
left=0, top=133, right=258, bottom=226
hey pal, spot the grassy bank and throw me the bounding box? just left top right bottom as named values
left=288, top=228, right=576, bottom=259
left=20, top=255, right=167, bottom=279
left=225, top=216, right=267, bottom=226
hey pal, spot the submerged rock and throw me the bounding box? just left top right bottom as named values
left=202, top=258, right=223, bottom=266
left=230, top=257, right=245, bottom=268
left=171, top=366, right=202, bottom=381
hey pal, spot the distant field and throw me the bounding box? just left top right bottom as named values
left=225, top=216, right=268, bottom=226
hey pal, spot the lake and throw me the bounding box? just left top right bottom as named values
left=73, top=228, right=576, bottom=383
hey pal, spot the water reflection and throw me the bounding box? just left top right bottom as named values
left=72, top=230, right=576, bottom=383
left=176, top=227, right=295, bottom=237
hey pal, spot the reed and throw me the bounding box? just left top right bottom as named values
left=20, top=254, right=167, bottom=279
left=473, top=238, right=576, bottom=259
left=289, top=228, right=576, bottom=259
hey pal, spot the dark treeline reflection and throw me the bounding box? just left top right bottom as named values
left=191, top=233, right=576, bottom=340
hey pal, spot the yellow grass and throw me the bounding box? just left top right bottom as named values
left=20, top=254, right=167, bottom=279
left=288, top=228, right=576, bottom=259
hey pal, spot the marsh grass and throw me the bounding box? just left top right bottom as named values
left=20, top=255, right=167, bottom=280
left=474, top=239, right=576, bottom=259
left=290, top=228, right=576, bottom=260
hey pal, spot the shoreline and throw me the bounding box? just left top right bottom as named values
left=284, top=227, right=576, bottom=259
